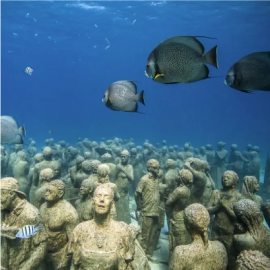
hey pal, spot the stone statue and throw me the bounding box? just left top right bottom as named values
left=205, top=144, right=216, bottom=181
left=7, top=144, right=24, bottom=176
left=135, top=159, right=160, bottom=263
left=184, top=158, right=215, bottom=207
left=235, top=250, right=270, bottom=270
left=182, top=143, right=194, bottom=160
left=233, top=199, right=270, bottom=259
left=264, top=151, right=270, bottom=191
left=262, top=202, right=270, bottom=228
left=87, top=160, right=102, bottom=184
left=197, top=146, right=207, bottom=161
left=74, top=160, right=92, bottom=188
left=68, top=185, right=135, bottom=270
left=214, top=142, right=228, bottom=189
left=130, top=148, right=144, bottom=194
left=33, top=147, right=61, bottom=186
left=160, top=147, right=170, bottom=169
left=1, top=146, right=9, bottom=178
left=28, top=140, right=38, bottom=159
left=169, top=203, right=227, bottom=270
left=29, top=153, right=44, bottom=204
left=249, top=151, right=261, bottom=182
left=1, top=177, right=47, bottom=270
left=75, top=178, right=95, bottom=222
left=114, top=150, right=134, bottom=224
left=96, top=164, right=120, bottom=220
left=40, top=180, right=79, bottom=270
left=34, top=168, right=55, bottom=208
left=12, top=151, right=30, bottom=198
left=166, top=169, right=193, bottom=255
left=129, top=224, right=151, bottom=270
left=207, top=170, right=241, bottom=267
left=101, top=153, right=116, bottom=183
left=240, top=176, right=263, bottom=207
left=242, top=144, right=253, bottom=176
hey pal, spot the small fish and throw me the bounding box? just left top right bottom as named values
left=24, top=66, right=33, bottom=75
left=26, top=13, right=29, bottom=18
left=145, top=35, right=218, bottom=84
left=16, top=225, right=42, bottom=239
left=1, top=116, right=26, bottom=144
left=102, top=80, right=145, bottom=113
left=225, top=51, right=270, bottom=93
left=48, top=130, right=53, bottom=135
left=132, top=19, right=136, bottom=25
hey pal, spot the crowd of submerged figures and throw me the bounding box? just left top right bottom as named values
left=1, top=137, right=270, bottom=270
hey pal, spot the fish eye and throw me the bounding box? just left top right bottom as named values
left=146, top=64, right=150, bottom=68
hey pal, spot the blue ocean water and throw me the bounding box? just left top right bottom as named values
left=1, top=1, right=270, bottom=160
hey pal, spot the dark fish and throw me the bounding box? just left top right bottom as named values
left=1, top=116, right=26, bottom=144
left=16, top=225, right=42, bottom=239
left=145, top=36, right=218, bottom=84
left=102, top=80, right=145, bottom=112
left=225, top=51, right=270, bottom=93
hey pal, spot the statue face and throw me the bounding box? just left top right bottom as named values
left=253, top=179, right=260, bottom=192
left=147, top=164, right=160, bottom=176
left=94, top=188, right=112, bottom=215
left=121, top=155, right=129, bottom=164
left=80, top=183, right=90, bottom=196
left=45, top=185, right=59, bottom=202
left=1, top=190, right=14, bottom=210
left=222, top=173, right=234, bottom=188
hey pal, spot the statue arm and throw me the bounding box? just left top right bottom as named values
left=169, top=249, right=184, bottom=270
left=166, top=189, right=180, bottom=207
left=207, top=190, right=220, bottom=215
left=135, top=180, right=144, bottom=211
left=33, top=167, right=39, bottom=187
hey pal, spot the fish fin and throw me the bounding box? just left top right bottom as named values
left=18, top=125, right=26, bottom=136
left=34, top=225, right=43, bottom=232
left=154, top=74, right=164, bottom=79
left=203, top=45, right=219, bottom=69
left=14, top=135, right=24, bottom=145
left=187, top=65, right=209, bottom=83
left=239, top=89, right=254, bottom=94
left=137, top=90, right=146, bottom=106
left=135, top=111, right=146, bottom=114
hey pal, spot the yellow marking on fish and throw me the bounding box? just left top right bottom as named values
left=154, top=73, right=164, bottom=79
left=109, top=97, right=113, bottom=103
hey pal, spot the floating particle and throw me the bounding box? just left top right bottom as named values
left=94, top=24, right=98, bottom=29
left=35, top=33, right=38, bottom=37
left=93, top=45, right=97, bottom=49
left=33, top=18, right=37, bottom=22
left=24, top=67, right=34, bottom=75
left=132, top=19, right=136, bottom=25
left=26, top=13, right=29, bottom=18
left=48, top=36, right=52, bottom=40
left=105, top=38, right=110, bottom=46
left=105, top=46, right=110, bottom=50
left=13, top=33, right=18, bottom=36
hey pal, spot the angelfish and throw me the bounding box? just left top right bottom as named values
left=16, top=225, right=43, bottom=239
left=145, top=35, right=218, bottom=84
left=225, top=51, right=270, bottom=93
left=102, top=80, right=145, bottom=112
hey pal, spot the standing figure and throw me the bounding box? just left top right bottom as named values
left=215, top=142, right=228, bottom=189
left=1, top=178, right=47, bottom=270
left=166, top=169, right=193, bottom=255
left=169, top=203, right=227, bottom=270
left=114, top=150, right=134, bottom=224
left=40, top=180, right=79, bottom=270
left=249, top=151, right=261, bottom=182
left=135, top=159, right=160, bottom=263
left=68, top=185, right=135, bottom=270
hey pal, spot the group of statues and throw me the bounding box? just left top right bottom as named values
left=1, top=136, right=270, bottom=270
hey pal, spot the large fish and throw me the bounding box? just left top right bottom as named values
left=225, top=51, right=270, bottom=93
left=145, top=35, right=218, bottom=84
left=1, top=116, right=26, bottom=144
left=102, top=80, right=145, bottom=112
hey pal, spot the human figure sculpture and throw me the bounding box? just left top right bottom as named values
left=70, top=156, right=85, bottom=188
left=130, top=148, right=144, bottom=194
left=1, top=146, right=9, bottom=177
left=233, top=199, right=270, bottom=259
left=264, top=151, right=270, bottom=191
left=197, top=147, right=207, bottom=161
left=249, top=151, right=261, bottom=182
left=12, top=151, right=30, bottom=198
left=215, top=142, right=228, bottom=189
left=160, top=147, right=170, bottom=169
left=135, top=159, right=160, bottom=262
left=74, top=160, right=93, bottom=188
left=75, top=179, right=95, bottom=222
left=33, top=147, right=61, bottom=186
left=240, top=176, right=263, bottom=207
left=29, top=153, right=44, bottom=204
left=96, top=164, right=120, bottom=220
left=242, top=144, right=253, bottom=176
left=176, top=152, right=184, bottom=170
left=235, top=250, right=270, bottom=270
left=101, top=153, right=116, bottom=183
left=184, top=158, right=215, bottom=207
left=129, top=223, right=151, bottom=270
left=207, top=170, right=241, bottom=267
left=205, top=144, right=216, bottom=180
left=40, top=180, right=79, bottom=270
left=7, top=144, right=24, bottom=176
left=1, top=177, right=47, bottom=270
left=168, top=146, right=177, bottom=160
left=169, top=203, right=227, bottom=270
left=262, top=202, right=270, bottom=228
left=34, top=168, right=55, bottom=209
left=87, top=160, right=102, bottom=184
left=28, top=140, right=38, bottom=159
left=166, top=169, right=193, bottom=255
left=67, top=147, right=79, bottom=168
left=68, top=185, right=135, bottom=270
left=182, top=143, right=194, bottom=160
left=114, top=150, right=134, bottom=224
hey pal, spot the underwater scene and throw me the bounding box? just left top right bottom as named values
left=1, top=1, right=270, bottom=270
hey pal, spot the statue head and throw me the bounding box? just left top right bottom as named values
left=101, top=153, right=112, bottom=163
left=168, top=146, right=174, bottom=153
left=93, top=185, right=114, bottom=216
left=231, top=144, right=238, bottom=151
left=51, top=161, right=61, bottom=179
left=247, top=144, right=252, bottom=151
left=147, top=159, right=160, bottom=177
left=90, top=160, right=102, bottom=174
left=200, top=147, right=206, bottom=155
left=1, top=177, right=26, bottom=210
left=173, top=145, right=179, bottom=152
left=166, top=159, right=176, bottom=170
left=83, top=152, right=92, bottom=160
left=97, top=164, right=110, bottom=183
left=80, top=179, right=95, bottom=197
left=40, top=168, right=55, bottom=183
left=45, top=180, right=65, bottom=203
left=130, top=148, right=137, bottom=156
left=205, top=144, right=213, bottom=151
left=253, top=146, right=260, bottom=153
left=30, top=141, right=36, bottom=146
left=217, top=141, right=226, bottom=150
left=15, top=144, right=24, bottom=152
left=121, top=150, right=130, bottom=165
left=34, top=153, right=44, bottom=164
left=235, top=250, right=270, bottom=270
left=16, top=150, right=27, bottom=161
left=76, top=156, right=85, bottom=169
left=184, top=143, right=190, bottom=151
left=222, top=170, right=239, bottom=190
left=178, top=169, right=193, bottom=186
left=82, top=160, right=93, bottom=174
left=184, top=203, right=210, bottom=246
left=162, top=140, right=167, bottom=146
left=43, top=147, right=53, bottom=160
left=242, top=176, right=260, bottom=196
left=136, top=146, right=142, bottom=153
left=162, top=146, right=168, bottom=154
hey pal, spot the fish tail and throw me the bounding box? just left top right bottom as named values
left=203, top=45, right=219, bottom=69
left=18, top=125, right=26, bottom=137
left=34, top=225, right=43, bottom=232
left=137, top=90, right=146, bottom=106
